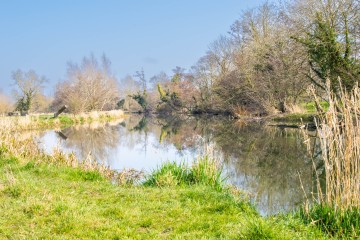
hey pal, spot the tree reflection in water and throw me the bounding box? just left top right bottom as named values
left=152, top=116, right=320, bottom=215
left=57, top=122, right=122, bottom=166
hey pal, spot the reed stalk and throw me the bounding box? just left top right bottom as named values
left=306, top=81, right=360, bottom=210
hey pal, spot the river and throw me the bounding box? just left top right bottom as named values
left=37, top=114, right=321, bottom=216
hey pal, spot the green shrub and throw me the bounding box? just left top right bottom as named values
left=143, top=162, right=189, bottom=187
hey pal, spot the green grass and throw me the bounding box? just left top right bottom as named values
left=297, top=204, right=360, bottom=239
left=303, top=101, right=330, bottom=113
left=0, top=157, right=326, bottom=239
left=33, top=115, right=75, bottom=128
left=144, top=156, right=225, bottom=191
left=22, top=114, right=75, bottom=129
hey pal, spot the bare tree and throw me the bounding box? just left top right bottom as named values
left=134, top=68, right=147, bottom=91
left=149, top=71, right=170, bottom=89
left=208, top=35, right=236, bottom=77
left=225, top=2, right=310, bottom=113
left=12, top=69, right=47, bottom=114
left=0, top=90, right=12, bottom=115
left=130, top=68, right=150, bottom=113
left=31, top=94, right=53, bottom=113
left=54, top=54, right=120, bottom=113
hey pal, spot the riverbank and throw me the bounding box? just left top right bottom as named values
left=1, top=111, right=359, bottom=239
left=0, top=105, right=318, bottom=133
left=0, top=157, right=325, bottom=239
left=0, top=110, right=125, bottom=130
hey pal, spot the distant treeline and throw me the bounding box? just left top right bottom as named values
left=127, top=0, right=359, bottom=116
left=2, top=0, right=359, bottom=116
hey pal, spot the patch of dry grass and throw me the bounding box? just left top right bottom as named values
left=301, top=81, right=360, bottom=238
left=0, top=110, right=125, bottom=131
left=308, top=82, right=360, bottom=210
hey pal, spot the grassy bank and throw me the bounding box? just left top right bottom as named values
left=270, top=101, right=330, bottom=123
left=0, top=157, right=326, bottom=239
left=1, top=107, right=358, bottom=239
left=0, top=122, right=327, bottom=239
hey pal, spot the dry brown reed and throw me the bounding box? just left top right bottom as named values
left=0, top=110, right=125, bottom=131
left=72, top=110, right=125, bottom=123
left=287, top=103, right=307, bottom=114
left=305, top=81, right=360, bottom=210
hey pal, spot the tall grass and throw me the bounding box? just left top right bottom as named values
left=297, top=204, right=360, bottom=238
left=309, top=82, right=360, bottom=210
left=302, top=81, right=360, bottom=238
left=190, top=156, right=225, bottom=189
left=144, top=156, right=225, bottom=190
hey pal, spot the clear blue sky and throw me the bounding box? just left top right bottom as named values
left=0, top=0, right=265, bottom=96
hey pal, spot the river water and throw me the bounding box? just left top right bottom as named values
left=37, top=114, right=320, bottom=216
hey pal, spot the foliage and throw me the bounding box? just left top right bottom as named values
left=156, top=83, right=183, bottom=112
left=295, top=12, right=360, bottom=92
left=147, top=0, right=359, bottom=116
left=157, top=83, right=167, bottom=102
left=15, top=94, right=31, bottom=113
left=130, top=91, right=148, bottom=112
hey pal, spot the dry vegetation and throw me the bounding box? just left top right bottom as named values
left=0, top=110, right=124, bottom=131
left=300, top=82, right=360, bottom=238
left=306, top=82, right=360, bottom=209
left=0, top=110, right=139, bottom=185
left=0, top=93, right=12, bottom=116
